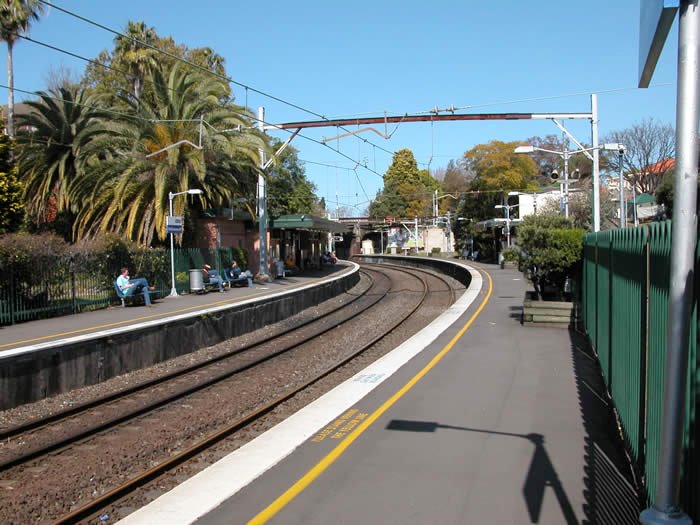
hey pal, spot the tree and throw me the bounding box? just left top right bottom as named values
left=457, top=140, right=539, bottom=221
left=113, top=21, right=159, bottom=102
left=266, top=140, right=319, bottom=217
left=16, top=85, right=99, bottom=229
left=436, top=159, right=471, bottom=214
left=0, top=133, right=21, bottom=232
left=536, top=180, right=618, bottom=231
left=0, top=0, right=44, bottom=137
left=603, top=118, right=675, bottom=194
left=464, top=140, right=539, bottom=191
left=524, top=134, right=594, bottom=183
left=517, top=213, right=584, bottom=299
left=369, top=148, right=437, bottom=218
left=72, top=62, right=266, bottom=245
left=82, top=22, right=232, bottom=106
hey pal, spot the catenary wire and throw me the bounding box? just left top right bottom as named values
left=36, top=0, right=399, bottom=160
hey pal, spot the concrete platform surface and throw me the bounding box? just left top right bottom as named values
left=120, top=263, right=638, bottom=525
left=0, top=265, right=351, bottom=354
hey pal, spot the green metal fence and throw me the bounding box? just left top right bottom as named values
left=0, top=247, right=246, bottom=326
left=581, top=221, right=699, bottom=518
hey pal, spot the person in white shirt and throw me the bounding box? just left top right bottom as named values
left=116, top=267, right=154, bottom=306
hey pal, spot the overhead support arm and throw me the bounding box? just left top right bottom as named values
left=551, top=119, right=594, bottom=161
left=263, top=128, right=300, bottom=170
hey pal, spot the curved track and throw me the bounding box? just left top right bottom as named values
left=0, top=263, right=462, bottom=524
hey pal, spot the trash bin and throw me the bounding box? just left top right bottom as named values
left=189, top=269, right=204, bottom=293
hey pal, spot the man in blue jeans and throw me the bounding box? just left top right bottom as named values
left=116, top=267, right=155, bottom=306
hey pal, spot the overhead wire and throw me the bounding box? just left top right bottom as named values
left=37, top=0, right=399, bottom=159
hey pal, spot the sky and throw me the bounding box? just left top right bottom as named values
left=1, top=0, right=680, bottom=216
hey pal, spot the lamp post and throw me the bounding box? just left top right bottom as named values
left=515, top=143, right=625, bottom=228
left=494, top=203, right=518, bottom=247
left=168, top=188, right=203, bottom=297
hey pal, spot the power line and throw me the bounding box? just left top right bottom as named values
left=37, top=0, right=399, bottom=159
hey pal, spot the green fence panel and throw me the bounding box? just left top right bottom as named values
left=583, top=233, right=598, bottom=342
left=609, top=227, right=648, bottom=465
left=645, top=221, right=673, bottom=506
left=595, top=230, right=613, bottom=386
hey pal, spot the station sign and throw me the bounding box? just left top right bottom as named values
left=166, top=215, right=184, bottom=234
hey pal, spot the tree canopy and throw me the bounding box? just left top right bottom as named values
left=369, top=148, right=438, bottom=218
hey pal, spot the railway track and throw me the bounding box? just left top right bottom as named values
left=0, top=263, right=460, bottom=524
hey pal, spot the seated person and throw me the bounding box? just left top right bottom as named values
left=202, top=263, right=225, bottom=292
left=225, top=260, right=253, bottom=287
left=116, top=267, right=155, bottom=306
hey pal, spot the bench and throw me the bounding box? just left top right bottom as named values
left=113, top=281, right=159, bottom=306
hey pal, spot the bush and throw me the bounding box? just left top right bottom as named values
left=501, top=247, right=520, bottom=263
left=517, top=214, right=584, bottom=299
left=431, top=247, right=441, bottom=254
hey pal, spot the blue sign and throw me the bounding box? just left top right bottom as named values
left=639, top=0, right=679, bottom=87
left=166, top=215, right=184, bottom=234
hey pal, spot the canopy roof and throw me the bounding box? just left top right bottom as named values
left=270, top=214, right=349, bottom=233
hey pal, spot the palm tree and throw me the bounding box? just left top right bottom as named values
left=113, top=21, right=158, bottom=102
left=0, top=0, right=44, bottom=137
left=16, top=85, right=100, bottom=229
left=74, top=62, right=266, bottom=245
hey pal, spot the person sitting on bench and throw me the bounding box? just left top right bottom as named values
left=116, top=267, right=155, bottom=306
left=202, top=263, right=225, bottom=292
left=225, top=260, right=253, bottom=287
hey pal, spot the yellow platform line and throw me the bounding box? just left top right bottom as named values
left=247, top=269, right=493, bottom=525
left=0, top=290, right=270, bottom=350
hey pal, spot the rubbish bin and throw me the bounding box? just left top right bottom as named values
left=189, top=269, right=204, bottom=293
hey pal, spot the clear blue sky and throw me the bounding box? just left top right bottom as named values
left=3, top=0, right=679, bottom=215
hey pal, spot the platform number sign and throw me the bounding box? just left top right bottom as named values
left=166, top=215, right=184, bottom=234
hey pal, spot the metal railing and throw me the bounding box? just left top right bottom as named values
left=0, top=247, right=245, bottom=326
left=581, top=221, right=699, bottom=518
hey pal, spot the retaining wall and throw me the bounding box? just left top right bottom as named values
left=353, top=254, right=473, bottom=288
left=0, top=266, right=360, bottom=410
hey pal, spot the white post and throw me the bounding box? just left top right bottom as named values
left=618, top=151, right=626, bottom=227
left=168, top=192, right=178, bottom=297
left=591, top=94, right=601, bottom=232
left=257, top=106, right=269, bottom=277
left=415, top=217, right=419, bottom=253
left=563, top=150, right=570, bottom=219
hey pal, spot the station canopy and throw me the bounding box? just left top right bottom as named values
left=270, top=214, right=349, bottom=234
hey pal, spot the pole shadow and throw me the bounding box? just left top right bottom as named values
left=386, top=419, right=578, bottom=524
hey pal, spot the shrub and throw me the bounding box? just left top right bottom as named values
left=431, top=247, right=441, bottom=254
left=517, top=214, right=584, bottom=299
left=501, top=247, right=520, bottom=263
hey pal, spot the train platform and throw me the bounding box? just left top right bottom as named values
left=0, top=265, right=352, bottom=355
left=120, top=262, right=638, bottom=525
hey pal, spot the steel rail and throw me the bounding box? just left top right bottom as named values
left=52, top=264, right=436, bottom=525
left=0, top=271, right=389, bottom=471
left=0, top=271, right=376, bottom=442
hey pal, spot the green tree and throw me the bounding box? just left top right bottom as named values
left=16, top=85, right=99, bottom=228
left=82, top=22, right=232, bottom=106
left=458, top=140, right=539, bottom=221
left=369, top=148, right=436, bottom=218
left=518, top=213, right=584, bottom=299
left=0, top=0, right=44, bottom=136
left=266, top=140, right=319, bottom=217
left=437, top=159, right=471, bottom=214
left=0, top=133, right=22, bottom=232
left=113, top=21, right=158, bottom=102
left=655, top=170, right=700, bottom=218
left=73, top=62, right=265, bottom=245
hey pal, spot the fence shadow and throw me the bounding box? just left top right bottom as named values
left=568, top=328, right=640, bottom=524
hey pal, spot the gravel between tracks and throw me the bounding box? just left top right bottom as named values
left=0, top=264, right=464, bottom=524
